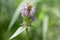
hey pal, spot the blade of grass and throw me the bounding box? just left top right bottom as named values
left=9, top=26, right=27, bottom=40
left=43, top=15, right=49, bottom=40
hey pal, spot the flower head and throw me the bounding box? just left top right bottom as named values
left=21, top=3, right=35, bottom=26
left=21, top=3, right=35, bottom=18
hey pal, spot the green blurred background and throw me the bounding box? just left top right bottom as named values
left=0, top=0, right=60, bottom=40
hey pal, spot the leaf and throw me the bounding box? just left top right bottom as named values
left=43, top=15, right=49, bottom=40
left=9, top=26, right=27, bottom=40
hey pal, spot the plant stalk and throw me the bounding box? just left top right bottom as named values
left=26, top=27, right=29, bottom=40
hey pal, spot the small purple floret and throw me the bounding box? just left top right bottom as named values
left=30, top=16, right=35, bottom=22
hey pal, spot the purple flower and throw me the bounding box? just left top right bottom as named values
left=22, top=4, right=28, bottom=10
left=21, top=10, right=28, bottom=17
left=21, top=3, right=35, bottom=25
left=30, top=16, right=35, bottom=22
left=21, top=3, right=35, bottom=18
left=30, top=7, right=35, bottom=16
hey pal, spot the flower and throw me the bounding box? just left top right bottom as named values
left=30, top=16, right=35, bottom=22
left=21, top=3, right=35, bottom=26
left=30, top=7, right=35, bottom=16
left=21, top=3, right=35, bottom=18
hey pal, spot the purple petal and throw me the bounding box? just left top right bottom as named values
left=22, top=5, right=25, bottom=10
left=31, top=16, right=35, bottom=22
left=21, top=10, right=28, bottom=17
left=31, top=7, right=35, bottom=12
left=29, top=7, right=35, bottom=16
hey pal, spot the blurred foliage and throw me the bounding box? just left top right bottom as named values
left=0, top=0, right=60, bottom=40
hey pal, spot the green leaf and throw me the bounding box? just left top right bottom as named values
left=43, top=15, right=49, bottom=40
left=9, top=26, right=27, bottom=40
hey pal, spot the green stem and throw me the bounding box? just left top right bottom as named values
left=26, top=27, right=29, bottom=40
